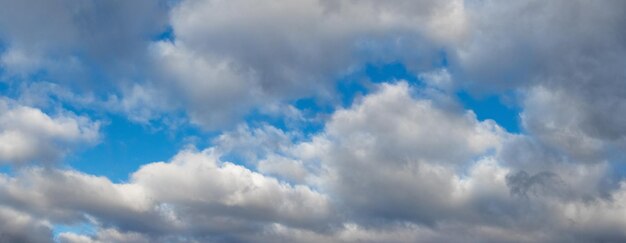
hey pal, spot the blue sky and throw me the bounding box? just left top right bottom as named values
left=0, top=1, right=625, bottom=242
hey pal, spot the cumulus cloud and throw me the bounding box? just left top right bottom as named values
left=0, top=98, right=100, bottom=164
left=1, top=81, right=626, bottom=242
left=0, top=0, right=625, bottom=242
left=0, top=148, right=332, bottom=241
left=131, top=148, right=333, bottom=234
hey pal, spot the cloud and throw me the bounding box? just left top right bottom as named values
left=519, top=85, right=626, bottom=165
left=0, top=0, right=626, bottom=242
left=456, top=0, right=626, bottom=161
left=200, top=82, right=626, bottom=242
left=131, top=148, right=333, bottom=234
left=0, top=148, right=332, bottom=241
left=294, top=82, right=509, bottom=226
left=1, top=0, right=466, bottom=129
left=505, top=170, right=561, bottom=198
left=0, top=168, right=163, bottom=233
left=0, top=0, right=168, bottom=76
left=0, top=0, right=173, bottom=128
left=0, top=206, right=53, bottom=243
left=146, top=0, right=467, bottom=129
left=0, top=98, right=100, bottom=164
left=1, top=82, right=626, bottom=242
left=149, top=42, right=264, bottom=129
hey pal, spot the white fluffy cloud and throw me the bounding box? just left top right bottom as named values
left=0, top=98, right=100, bottom=164
left=293, top=82, right=510, bottom=226
left=131, top=148, right=333, bottom=233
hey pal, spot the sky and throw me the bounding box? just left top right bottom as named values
left=0, top=0, right=625, bottom=242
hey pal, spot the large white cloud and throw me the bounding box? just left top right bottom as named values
left=294, top=82, right=510, bottom=225
left=205, top=82, right=626, bottom=242
left=131, top=148, right=333, bottom=233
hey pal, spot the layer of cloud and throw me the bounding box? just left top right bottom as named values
left=1, top=82, right=625, bottom=242
left=0, top=148, right=331, bottom=241
left=0, top=0, right=625, bottom=242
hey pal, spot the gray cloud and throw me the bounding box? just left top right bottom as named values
left=456, top=0, right=626, bottom=161
left=0, top=206, right=53, bottom=243
left=0, top=0, right=168, bottom=76
left=505, top=170, right=561, bottom=198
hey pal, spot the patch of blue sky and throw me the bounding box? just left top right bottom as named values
left=65, top=114, right=213, bottom=182
left=243, top=108, right=292, bottom=133
left=435, top=49, right=449, bottom=68
left=0, top=165, right=12, bottom=176
left=610, top=161, right=626, bottom=183
left=153, top=25, right=175, bottom=42
left=365, top=61, right=419, bottom=84
left=0, top=79, right=8, bottom=94
left=456, top=91, right=521, bottom=133
left=435, top=50, right=521, bottom=133
left=53, top=222, right=97, bottom=242
left=337, top=61, right=421, bottom=109
left=291, top=97, right=331, bottom=134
